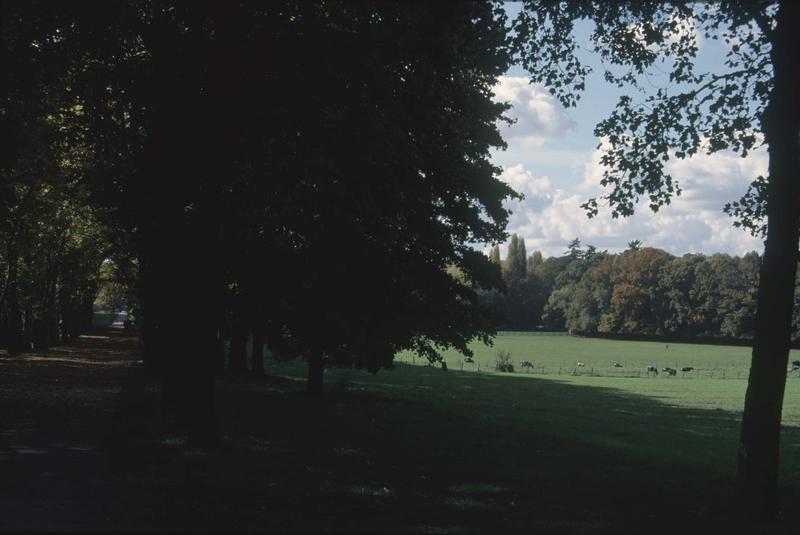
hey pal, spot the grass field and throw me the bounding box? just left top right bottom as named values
left=396, top=332, right=800, bottom=382
left=113, top=333, right=800, bottom=532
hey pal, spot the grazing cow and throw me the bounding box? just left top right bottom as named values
left=646, top=365, right=658, bottom=375
left=521, top=360, right=534, bottom=369
left=612, top=362, right=623, bottom=368
left=576, top=361, right=586, bottom=367
left=792, top=360, right=800, bottom=368
left=681, top=366, right=694, bottom=372
left=791, top=364, right=800, bottom=372
left=662, top=367, right=677, bottom=376
left=464, top=356, right=474, bottom=363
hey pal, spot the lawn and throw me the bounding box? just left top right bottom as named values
left=397, top=332, right=800, bottom=381
left=109, top=333, right=800, bottom=533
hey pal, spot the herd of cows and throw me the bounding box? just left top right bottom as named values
left=571, top=361, right=691, bottom=376
left=460, top=356, right=800, bottom=376
left=537, top=359, right=800, bottom=376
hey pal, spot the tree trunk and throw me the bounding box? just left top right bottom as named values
left=252, top=329, right=264, bottom=378
left=157, top=230, right=220, bottom=448
left=5, top=245, right=23, bottom=355
left=216, top=325, right=227, bottom=370
left=737, top=1, right=800, bottom=521
left=228, top=317, right=247, bottom=373
left=308, top=351, right=324, bottom=395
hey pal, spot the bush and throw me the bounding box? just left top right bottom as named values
left=495, top=350, right=514, bottom=373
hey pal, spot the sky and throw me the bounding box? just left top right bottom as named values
left=490, top=5, right=766, bottom=259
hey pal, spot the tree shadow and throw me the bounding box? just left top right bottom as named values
left=108, top=365, right=800, bottom=533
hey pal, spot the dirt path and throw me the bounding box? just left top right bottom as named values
left=0, top=329, right=139, bottom=531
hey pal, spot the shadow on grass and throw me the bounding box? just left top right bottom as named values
left=108, top=364, right=800, bottom=534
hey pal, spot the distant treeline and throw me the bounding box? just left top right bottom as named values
left=480, top=236, right=800, bottom=342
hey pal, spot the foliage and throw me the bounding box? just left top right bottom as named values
left=512, top=1, right=772, bottom=225
left=6, top=1, right=520, bottom=384
left=1, top=6, right=110, bottom=352
left=495, top=349, right=514, bottom=373
left=483, top=237, right=798, bottom=342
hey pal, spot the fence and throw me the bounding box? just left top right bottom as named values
left=391, top=355, right=800, bottom=381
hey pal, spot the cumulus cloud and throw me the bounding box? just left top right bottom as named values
left=495, top=147, right=766, bottom=258
left=493, top=76, right=576, bottom=146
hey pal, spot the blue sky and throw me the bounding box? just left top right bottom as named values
left=491, top=5, right=766, bottom=258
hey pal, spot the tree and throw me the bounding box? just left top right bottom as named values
left=35, top=1, right=517, bottom=412
left=527, top=250, right=544, bottom=274
left=1, top=3, right=110, bottom=353
left=504, top=233, right=528, bottom=283
left=605, top=248, right=673, bottom=334
left=489, top=245, right=502, bottom=265
left=658, top=254, right=707, bottom=336
left=565, top=237, right=582, bottom=258
left=514, top=1, right=799, bottom=518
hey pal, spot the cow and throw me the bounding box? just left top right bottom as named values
left=646, top=365, right=658, bottom=375
left=681, top=366, right=694, bottom=372
left=662, top=367, right=677, bottom=376
left=792, top=360, right=800, bottom=368
left=791, top=364, right=800, bottom=372
left=612, top=362, right=623, bottom=368
left=464, top=355, right=474, bottom=363
left=576, top=361, right=586, bottom=367
left=521, top=360, right=534, bottom=369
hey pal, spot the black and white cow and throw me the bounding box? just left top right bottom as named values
left=681, top=366, right=694, bottom=372
left=646, top=365, right=658, bottom=375
left=521, top=360, right=534, bottom=369
left=662, top=367, right=677, bottom=376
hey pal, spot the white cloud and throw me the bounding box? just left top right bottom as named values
left=493, top=76, right=576, bottom=146
left=495, top=147, right=766, bottom=258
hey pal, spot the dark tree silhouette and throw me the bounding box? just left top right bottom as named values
left=8, top=2, right=517, bottom=428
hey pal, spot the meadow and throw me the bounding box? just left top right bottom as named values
left=110, top=333, right=800, bottom=532
left=397, top=332, right=800, bottom=381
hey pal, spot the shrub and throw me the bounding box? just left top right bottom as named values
left=495, top=350, right=514, bottom=373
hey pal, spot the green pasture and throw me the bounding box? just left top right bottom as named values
left=122, top=333, right=800, bottom=532
left=396, top=332, right=800, bottom=381
left=242, top=335, right=800, bottom=531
